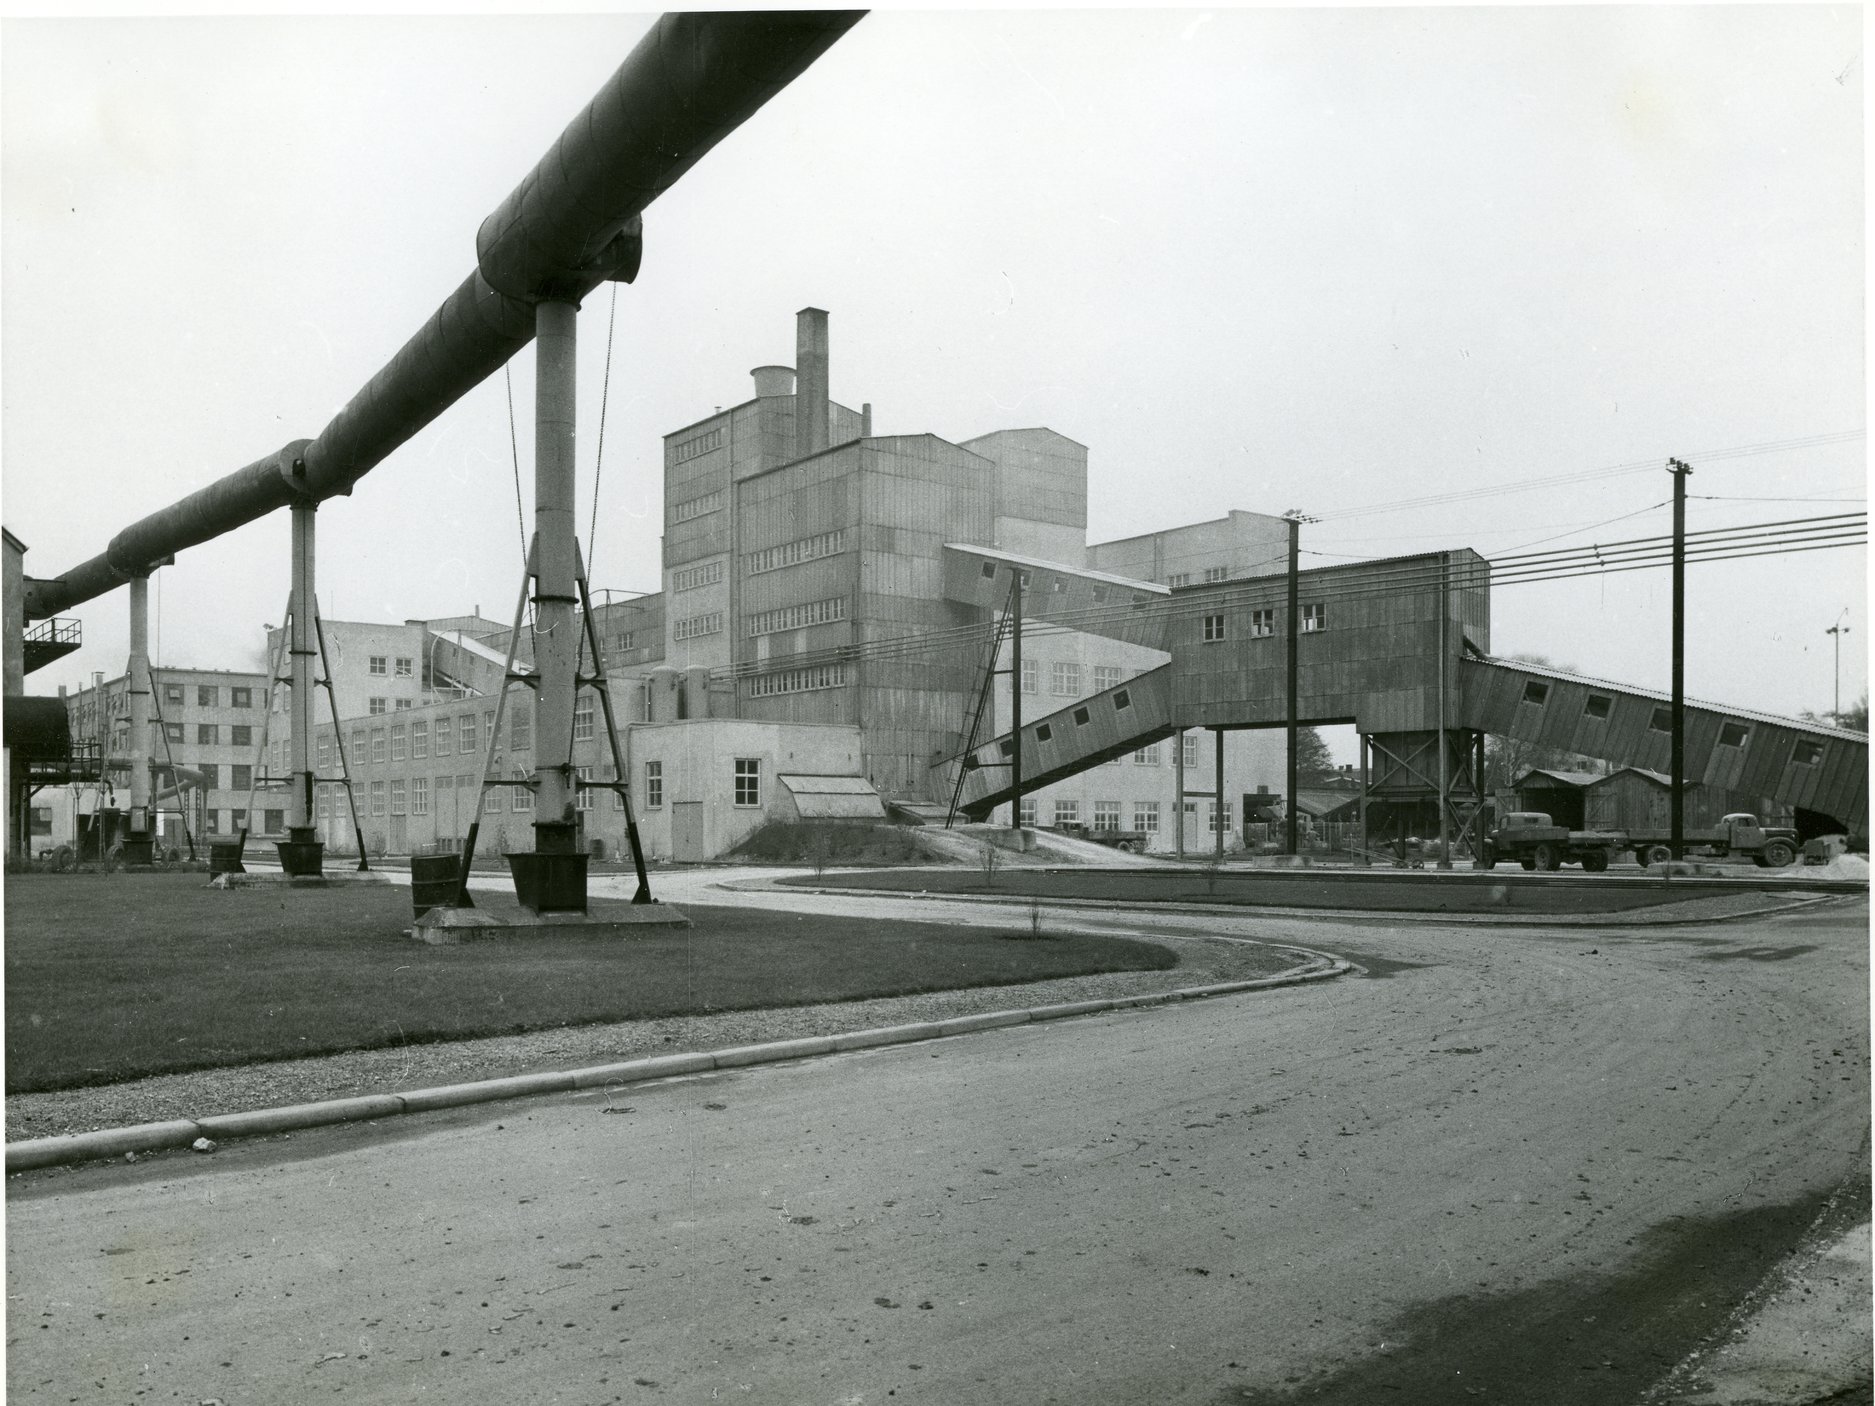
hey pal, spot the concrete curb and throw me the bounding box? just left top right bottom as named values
left=5, top=958, right=1349, bottom=1174
left=723, top=877, right=1848, bottom=929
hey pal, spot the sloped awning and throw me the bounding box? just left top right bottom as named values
left=779, top=774, right=887, bottom=820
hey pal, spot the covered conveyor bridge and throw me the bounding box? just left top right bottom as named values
left=941, top=544, right=1172, bottom=650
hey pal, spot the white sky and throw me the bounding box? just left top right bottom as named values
left=3, top=6, right=1866, bottom=735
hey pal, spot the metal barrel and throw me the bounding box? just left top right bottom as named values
left=410, top=853, right=466, bottom=918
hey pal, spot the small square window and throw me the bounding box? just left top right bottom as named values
left=1251, top=609, right=1275, bottom=637
left=1718, top=722, right=1749, bottom=748
left=369, top=656, right=387, bottom=676
left=395, top=657, right=413, bottom=677
left=1793, top=739, right=1824, bottom=766
left=998, top=739, right=1014, bottom=757
left=1649, top=707, right=1673, bottom=733
left=1113, top=689, right=1131, bottom=711
left=1522, top=682, right=1550, bottom=706
left=1203, top=614, right=1227, bottom=642
left=1585, top=696, right=1612, bottom=720
left=1036, top=724, right=1053, bottom=743
left=231, top=686, right=252, bottom=709
left=197, top=685, right=218, bottom=708
left=981, top=561, right=996, bottom=579
left=1301, top=603, right=1326, bottom=632
left=1073, top=707, right=1091, bottom=726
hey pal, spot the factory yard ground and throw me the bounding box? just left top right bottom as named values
left=6, top=868, right=1867, bottom=1405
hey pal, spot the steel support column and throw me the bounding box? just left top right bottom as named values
left=1010, top=568, right=1024, bottom=832
left=1214, top=726, right=1225, bottom=859
left=279, top=501, right=324, bottom=875
left=122, top=574, right=154, bottom=864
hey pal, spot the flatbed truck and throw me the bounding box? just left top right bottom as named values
left=1483, top=811, right=1799, bottom=872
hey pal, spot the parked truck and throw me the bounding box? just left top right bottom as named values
left=1483, top=811, right=1799, bottom=872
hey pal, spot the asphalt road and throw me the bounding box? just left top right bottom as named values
left=7, top=888, right=1867, bottom=1405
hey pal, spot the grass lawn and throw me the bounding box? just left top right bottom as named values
left=4, top=873, right=1177, bottom=1094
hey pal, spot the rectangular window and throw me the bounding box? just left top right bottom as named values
left=1021, top=658, right=1038, bottom=695
left=369, top=656, right=387, bottom=676
left=1521, top=681, right=1551, bottom=706
left=1113, top=689, right=1131, bottom=712
left=369, top=781, right=385, bottom=817
left=733, top=758, right=762, bottom=807
left=231, top=724, right=252, bottom=747
left=744, top=528, right=850, bottom=576
left=573, top=695, right=595, bottom=741
left=395, top=699, right=412, bottom=712
left=1133, top=801, right=1161, bottom=833
left=165, top=722, right=185, bottom=743
left=1251, top=608, right=1276, bottom=637
left=576, top=765, right=595, bottom=812
left=459, top=713, right=477, bottom=753
left=1718, top=722, right=1749, bottom=748
left=1072, top=706, right=1091, bottom=726
left=231, top=808, right=248, bottom=833
left=509, top=700, right=531, bottom=752
left=1584, top=695, right=1612, bottom=720
left=1203, top=614, right=1227, bottom=643
left=744, top=664, right=847, bottom=697
left=1051, top=662, right=1081, bottom=697
left=395, top=656, right=413, bottom=677
left=1052, top=800, right=1079, bottom=827
left=746, top=597, right=850, bottom=636
left=672, top=611, right=724, bottom=641
left=672, top=488, right=726, bottom=522
left=412, top=720, right=428, bottom=759
left=672, top=559, right=726, bottom=593
left=1649, top=707, right=1673, bottom=733
left=197, top=723, right=220, bottom=745
left=483, top=785, right=502, bottom=814
left=1093, top=801, right=1122, bottom=831
left=1793, top=739, right=1824, bottom=766
left=231, top=686, right=252, bottom=708
left=197, top=685, right=218, bottom=708
left=510, top=769, right=533, bottom=811
left=1093, top=665, right=1123, bottom=692
left=1183, top=733, right=1200, bottom=769
left=1167, top=573, right=1191, bottom=588
left=1214, top=800, right=1233, bottom=833
left=1203, top=566, right=1228, bottom=583
left=390, top=780, right=406, bottom=816
left=645, top=760, right=664, bottom=808
left=1133, top=743, right=1161, bottom=766
left=613, top=631, right=635, bottom=654
left=370, top=728, right=387, bottom=764
left=1017, top=798, right=1038, bottom=827
left=316, top=736, right=330, bottom=769
left=369, top=697, right=387, bottom=715
left=1036, top=723, right=1053, bottom=743
left=390, top=724, right=407, bottom=761
left=350, top=728, right=367, bottom=762
left=1302, top=603, right=1327, bottom=633
left=435, top=716, right=452, bottom=753
left=263, top=809, right=285, bottom=835
left=411, top=776, right=429, bottom=815
left=164, top=683, right=185, bottom=705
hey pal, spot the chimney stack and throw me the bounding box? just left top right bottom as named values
left=795, top=307, right=830, bottom=458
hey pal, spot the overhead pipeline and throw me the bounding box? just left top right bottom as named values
left=25, top=10, right=864, bottom=620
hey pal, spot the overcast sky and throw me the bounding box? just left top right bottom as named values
left=3, top=6, right=1865, bottom=736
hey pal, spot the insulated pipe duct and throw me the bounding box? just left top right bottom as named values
left=25, top=10, right=864, bottom=620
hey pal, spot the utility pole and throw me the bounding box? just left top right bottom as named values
left=1827, top=610, right=1851, bottom=723
left=1667, top=458, right=1693, bottom=860
left=1010, top=568, right=1024, bottom=833
left=1281, top=510, right=1315, bottom=855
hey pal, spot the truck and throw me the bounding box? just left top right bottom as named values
left=1483, top=811, right=1800, bottom=872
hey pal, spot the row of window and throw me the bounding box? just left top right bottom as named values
left=315, top=758, right=764, bottom=817
left=672, top=427, right=725, bottom=464
left=672, top=560, right=725, bottom=593
left=745, top=529, right=848, bottom=577
left=673, top=611, right=724, bottom=641
left=672, top=488, right=726, bottom=522
left=159, top=722, right=256, bottom=747
left=366, top=697, right=414, bottom=715
left=1517, top=681, right=1827, bottom=765
left=367, top=655, right=415, bottom=677
left=1018, top=661, right=1126, bottom=697
left=1165, top=567, right=1232, bottom=588
left=746, top=597, right=848, bottom=637
left=159, top=683, right=260, bottom=709
left=745, top=663, right=847, bottom=697
left=1200, top=604, right=1326, bottom=643
left=1012, top=799, right=1231, bottom=833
